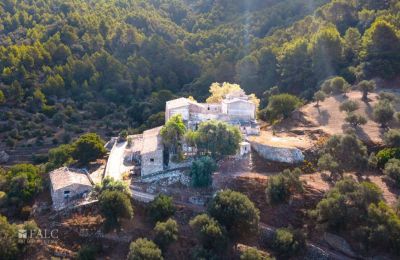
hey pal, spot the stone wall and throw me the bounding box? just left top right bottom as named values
left=250, top=141, right=304, bottom=164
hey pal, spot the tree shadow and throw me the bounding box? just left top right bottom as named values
left=316, top=109, right=330, bottom=125
left=341, top=124, right=374, bottom=144
left=364, top=101, right=374, bottom=118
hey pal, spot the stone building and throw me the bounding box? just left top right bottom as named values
left=49, top=167, right=94, bottom=210
left=140, top=126, right=164, bottom=176
left=165, top=90, right=259, bottom=134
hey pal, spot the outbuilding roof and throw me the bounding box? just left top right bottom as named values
left=142, top=126, right=163, bottom=154
left=166, top=97, right=203, bottom=109
left=49, top=167, right=93, bottom=191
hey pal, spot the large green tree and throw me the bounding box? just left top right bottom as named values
left=193, top=120, right=242, bottom=159
left=71, top=133, right=107, bottom=164
left=99, top=190, right=133, bottom=231
left=160, top=114, right=186, bottom=155
left=208, top=189, right=259, bottom=237
left=190, top=156, right=217, bottom=188
left=361, top=19, right=400, bottom=79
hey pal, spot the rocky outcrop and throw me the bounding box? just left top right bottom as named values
left=0, top=151, right=9, bottom=164
left=250, top=142, right=304, bottom=164
left=324, top=232, right=359, bottom=259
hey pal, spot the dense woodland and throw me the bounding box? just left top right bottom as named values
left=1, top=0, right=398, bottom=151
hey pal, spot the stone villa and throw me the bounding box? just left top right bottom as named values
left=49, top=90, right=260, bottom=209
left=125, top=89, right=260, bottom=177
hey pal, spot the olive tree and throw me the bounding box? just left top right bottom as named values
left=373, top=100, right=394, bottom=128
left=357, top=80, right=376, bottom=102
left=127, top=238, right=163, bottom=260
left=208, top=189, right=259, bottom=237
left=154, top=218, right=179, bottom=250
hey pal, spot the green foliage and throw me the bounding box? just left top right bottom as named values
left=0, top=90, right=5, bottom=104
left=266, top=168, right=304, bottom=204
left=272, top=228, right=305, bottom=257
left=189, top=213, right=227, bottom=252
left=47, top=144, right=73, bottom=170
left=320, top=77, right=351, bottom=95
left=77, top=245, right=100, bottom=260
left=259, top=94, right=303, bottom=123
left=160, top=114, right=186, bottom=154
left=376, top=148, right=400, bottom=168
left=240, top=247, right=271, bottom=260
left=154, top=218, right=179, bottom=250
left=318, top=153, right=340, bottom=177
left=339, top=100, right=359, bottom=113
left=148, top=194, right=175, bottom=223
left=361, top=19, right=400, bottom=79
left=277, top=39, right=313, bottom=94
left=127, top=238, right=163, bottom=260
left=99, top=190, right=133, bottom=231
left=384, top=129, right=400, bottom=148
left=192, top=120, right=242, bottom=159
left=71, top=133, right=106, bottom=164
left=383, top=159, right=400, bottom=187
left=311, top=177, right=382, bottom=230
left=373, top=100, right=395, bottom=128
left=4, top=164, right=42, bottom=203
left=190, top=156, right=217, bottom=188
left=313, top=90, right=326, bottom=106
left=0, top=215, right=19, bottom=260
left=363, top=202, right=400, bottom=254
left=94, top=177, right=131, bottom=197
left=310, top=26, right=343, bottom=81
left=321, top=133, right=368, bottom=172
left=345, top=113, right=367, bottom=127
left=357, top=80, right=376, bottom=101
left=208, top=189, right=259, bottom=237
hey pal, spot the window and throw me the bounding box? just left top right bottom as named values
left=64, top=190, right=70, bottom=199
left=150, top=158, right=154, bottom=162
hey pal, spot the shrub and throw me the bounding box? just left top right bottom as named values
left=383, top=129, right=400, bottom=148
left=321, top=134, right=368, bottom=171
left=240, top=247, right=271, bottom=260
left=339, top=100, right=359, bottom=113
left=265, top=168, right=303, bottom=204
left=365, top=202, right=400, bottom=254
left=310, top=177, right=382, bottom=230
left=77, top=245, right=100, bottom=260
left=345, top=113, right=367, bottom=127
left=0, top=215, right=19, bottom=259
left=373, top=100, right=395, bottom=128
left=383, top=159, right=400, bottom=187
left=190, top=156, right=217, bottom=188
left=6, top=164, right=42, bottom=203
left=189, top=213, right=227, bottom=251
left=376, top=148, right=400, bottom=168
left=272, top=228, right=305, bottom=256
left=318, top=153, right=340, bottom=178
left=154, top=218, right=179, bottom=250
left=99, top=190, right=133, bottom=231
left=208, top=189, right=259, bottom=237
left=127, top=238, right=163, bottom=260
left=148, top=194, right=175, bottom=223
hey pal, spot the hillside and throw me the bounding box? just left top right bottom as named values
left=0, top=0, right=329, bottom=163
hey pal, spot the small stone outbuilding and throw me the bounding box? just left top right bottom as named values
left=49, top=167, right=93, bottom=210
